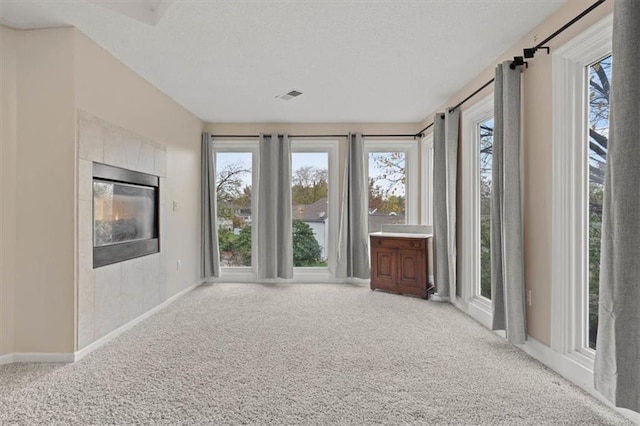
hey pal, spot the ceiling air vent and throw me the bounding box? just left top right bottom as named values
left=275, top=89, right=303, bottom=101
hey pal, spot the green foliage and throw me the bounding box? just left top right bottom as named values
left=588, top=208, right=602, bottom=349
left=368, top=153, right=407, bottom=215
left=218, top=227, right=236, bottom=253
left=292, top=182, right=328, bottom=205
left=479, top=141, right=492, bottom=300
left=235, top=226, right=252, bottom=266
left=368, top=179, right=405, bottom=215
left=480, top=214, right=491, bottom=299
left=292, top=166, right=328, bottom=205
left=218, top=225, right=251, bottom=267
left=377, top=195, right=405, bottom=215
left=292, top=220, right=323, bottom=267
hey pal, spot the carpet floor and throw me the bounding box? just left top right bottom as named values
left=0, top=283, right=633, bottom=425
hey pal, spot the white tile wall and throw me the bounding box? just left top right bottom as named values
left=94, top=262, right=122, bottom=339
left=77, top=246, right=95, bottom=349
left=138, top=142, right=155, bottom=175
left=77, top=110, right=168, bottom=350
left=155, top=148, right=167, bottom=177
left=78, top=114, right=104, bottom=162
left=78, top=160, right=93, bottom=201
left=103, top=127, right=128, bottom=169
left=121, top=257, right=144, bottom=324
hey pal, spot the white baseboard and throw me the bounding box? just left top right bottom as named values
left=1, top=352, right=75, bottom=364
left=0, top=281, right=203, bottom=366
left=74, top=280, right=203, bottom=362
left=0, top=353, right=14, bottom=365
left=13, top=352, right=75, bottom=363
left=517, top=337, right=640, bottom=424
left=210, top=275, right=370, bottom=286
left=1, top=351, right=77, bottom=364
left=451, top=298, right=639, bottom=424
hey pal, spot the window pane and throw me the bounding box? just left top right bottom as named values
left=368, top=152, right=406, bottom=232
left=292, top=153, right=328, bottom=267
left=479, top=118, right=493, bottom=299
left=216, top=152, right=252, bottom=267
left=587, top=55, right=611, bottom=350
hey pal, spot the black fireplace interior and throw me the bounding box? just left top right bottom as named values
left=93, top=163, right=159, bottom=268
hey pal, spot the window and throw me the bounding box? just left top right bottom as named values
left=365, top=141, right=418, bottom=233
left=479, top=118, right=493, bottom=300
left=213, top=141, right=258, bottom=271
left=291, top=152, right=329, bottom=267
left=551, top=14, right=612, bottom=362
left=587, top=54, right=611, bottom=350
left=460, top=94, right=494, bottom=327
left=291, top=140, right=339, bottom=273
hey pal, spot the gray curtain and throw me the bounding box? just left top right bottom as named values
left=257, top=134, right=293, bottom=279
left=491, top=62, right=526, bottom=344
left=433, top=109, right=459, bottom=299
left=201, top=132, right=220, bottom=279
left=337, top=133, right=370, bottom=279
left=594, top=0, right=640, bottom=412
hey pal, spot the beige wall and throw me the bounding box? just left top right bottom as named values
left=12, top=28, right=77, bottom=353
left=1, top=26, right=18, bottom=356
left=75, top=31, right=203, bottom=302
left=419, top=0, right=613, bottom=345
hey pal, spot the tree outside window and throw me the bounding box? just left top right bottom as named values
left=368, top=152, right=407, bottom=232
left=216, top=153, right=252, bottom=267
left=587, top=54, right=611, bottom=350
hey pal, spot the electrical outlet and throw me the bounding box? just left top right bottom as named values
left=177, top=260, right=182, bottom=271
left=527, top=290, right=532, bottom=306
left=172, top=200, right=178, bottom=212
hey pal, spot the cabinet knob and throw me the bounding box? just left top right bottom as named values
left=409, top=241, right=415, bottom=247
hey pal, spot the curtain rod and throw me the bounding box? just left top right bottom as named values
left=416, top=0, right=607, bottom=137
left=210, top=133, right=419, bottom=139
left=529, top=0, right=607, bottom=58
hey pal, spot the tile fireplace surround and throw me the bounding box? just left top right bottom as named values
left=77, top=111, right=167, bottom=350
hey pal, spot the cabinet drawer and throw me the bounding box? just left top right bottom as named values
left=370, top=236, right=426, bottom=250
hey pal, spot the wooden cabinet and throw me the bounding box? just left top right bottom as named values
left=370, top=234, right=432, bottom=299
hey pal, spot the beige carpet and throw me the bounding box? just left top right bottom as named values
left=0, top=283, right=632, bottom=425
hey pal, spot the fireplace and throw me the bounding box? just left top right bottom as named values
left=93, top=163, right=159, bottom=268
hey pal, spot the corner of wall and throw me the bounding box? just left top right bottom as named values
left=12, top=26, right=77, bottom=354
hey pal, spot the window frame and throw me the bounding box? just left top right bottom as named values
left=460, top=94, right=494, bottom=328
left=212, top=139, right=259, bottom=281
left=364, top=140, right=419, bottom=229
left=551, top=13, right=612, bottom=366
left=421, top=134, right=434, bottom=226
left=290, top=139, right=340, bottom=278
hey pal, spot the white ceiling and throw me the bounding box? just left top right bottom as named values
left=0, top=0, right=565, bottom=123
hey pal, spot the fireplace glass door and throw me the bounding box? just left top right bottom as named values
left=92, top=162, right=160, bottom=268
left=93, top=180, right=157, bottom=247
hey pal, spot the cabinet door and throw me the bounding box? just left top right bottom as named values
left=371, top=247, right=397, bottom=292
left=397, top=249, right=426, bottom=290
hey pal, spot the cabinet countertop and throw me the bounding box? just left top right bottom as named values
left=369, top=232, right=433, bottom=239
